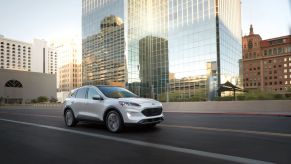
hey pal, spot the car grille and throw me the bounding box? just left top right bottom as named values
left=142, top=108, right=162, bottom=117
left=138, top=117, right=164, bottom=124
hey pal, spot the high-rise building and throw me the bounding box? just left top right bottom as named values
left=168, top=0, right=242, bottom=100
left=31, top=39, right=57, bottom=74
left=242, top=25, right=291, bottom=93
left=83, top=15, right=125, bottom=86
left=51, top=37, right=82, bottom=102
left=0, top=35, right=32, bottom=71
left=139, top=36, right=168, bottom=98
left=82, top=0, right=242, bottom=101
left=0, top=36, right=57, bottom=74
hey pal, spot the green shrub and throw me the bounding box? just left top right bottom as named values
left=214, top=96, right=233, bottom=101
left=37, top=96, right=48, bottom=103
left=236, top=95, right=245, bottom=100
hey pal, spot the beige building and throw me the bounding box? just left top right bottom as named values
left=51, top=37, right=82, bottom=102
left=0, top=36, right=32, bottom=71
left=0, top=35, right=57, bottom=74
left=0, top=69, right=56, bottom=104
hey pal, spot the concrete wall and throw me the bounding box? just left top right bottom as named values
left=1, top=100, right=291, bottom=115
left=162, top=100, right=291, bottom=115
left=0, top=69, right=56, bottom=102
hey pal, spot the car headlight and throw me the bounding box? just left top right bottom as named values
left=119, top=101, right=141, bottom=107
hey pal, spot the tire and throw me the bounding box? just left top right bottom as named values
left=64, top=109, right=78, bottom=127
left=105, top=110, right=124, bottom=133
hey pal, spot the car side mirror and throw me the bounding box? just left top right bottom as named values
left=92, top=95, right=103, bottom=100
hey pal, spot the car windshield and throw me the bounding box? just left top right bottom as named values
left=97, top=86, right=138, bottom=98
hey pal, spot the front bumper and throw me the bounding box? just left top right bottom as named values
left=137, top=116, right=164, bottom=124
left=121, top=106, right=164, bottom=124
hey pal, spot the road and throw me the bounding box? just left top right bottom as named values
left=0, top=108, right=291, bottom=164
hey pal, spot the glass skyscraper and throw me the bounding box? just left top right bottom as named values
left=82, top=0, right=242, bottom=101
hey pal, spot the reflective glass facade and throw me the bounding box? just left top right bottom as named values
left=127, top=0, right=168, bottom=99
left=168, top=0, right=217, bottom=101
left=82, top=0, right=242, bottom=101
left=82, top=0, right=125, bottom=86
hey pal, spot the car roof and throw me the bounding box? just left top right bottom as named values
left=95, top=85, right=121, bottom=88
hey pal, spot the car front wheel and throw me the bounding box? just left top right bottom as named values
left=64, top=109, right=77, bottom=127
left=106, top=110, right=123, bottom=133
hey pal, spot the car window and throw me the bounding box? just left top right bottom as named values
left=97, top=86, right=138, bottom=98
left=87, top=88, right=100, bottom=99
left=71, top=90, right=78, bottom=98
left=75, top=88, right=87, bottom=99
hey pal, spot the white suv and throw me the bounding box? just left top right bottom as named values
left=63, top=85, right=164, bottom=132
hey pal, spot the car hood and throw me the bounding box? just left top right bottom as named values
left=118, top=97, right=161, bottom=105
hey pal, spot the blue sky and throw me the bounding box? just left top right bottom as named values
left=0, top=0, right=290, bottom=42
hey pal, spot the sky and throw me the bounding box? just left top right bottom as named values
left=0, top=0, right=82, bottom=42
left=0, top=0, right=290, bottom=42
left=241, top=0, right=291, bottom=39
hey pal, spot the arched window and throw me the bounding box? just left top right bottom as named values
left=5, top=80, right=23, bottom=88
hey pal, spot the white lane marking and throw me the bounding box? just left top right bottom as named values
left=160, top=124, right=291, bottom=138
left=1, top=112, right=291, bottom=138
left=0, top=118, right=274, bottom=164
left=0, top=112, right=62, bottom=118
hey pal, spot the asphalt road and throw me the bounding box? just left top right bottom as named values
left=0, top=108, right=291, bottom=164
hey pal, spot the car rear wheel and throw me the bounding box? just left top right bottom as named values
left=65, top=109, right=77, bottom=127
left=106, top=110, right=123, bottom=133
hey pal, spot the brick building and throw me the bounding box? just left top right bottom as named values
left=242, top=25, right=291, bottom=93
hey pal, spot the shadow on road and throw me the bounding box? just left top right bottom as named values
left=75, top=122, right=162, bottom=134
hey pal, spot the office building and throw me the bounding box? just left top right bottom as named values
left=51, top=37, right=82, bottom=102
left=242, top=25, right=291, bottom=92
left=82, top=0, right=242, bottom=101
left=31, top=39, right=57, bottom=74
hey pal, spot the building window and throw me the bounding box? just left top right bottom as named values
left=5, top=80, right=23, bottom=88
left=273, top=48, right=277, bottom=55
left=278, top=47, right=282, bottom=54
left=268, top=49, right=272, bottom=55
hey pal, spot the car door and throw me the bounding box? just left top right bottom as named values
left=74, top=87, right=88, bottom=119
left=68, top=89, right=78, bottom=114
left=86, top=87, right=105, bottom=121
